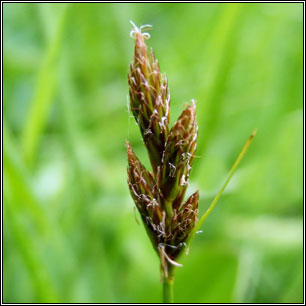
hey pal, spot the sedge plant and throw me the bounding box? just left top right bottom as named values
left=126, top=21, right=256, bottom=303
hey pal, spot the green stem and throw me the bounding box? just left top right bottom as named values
left=163, top=269, right=175, bottom=303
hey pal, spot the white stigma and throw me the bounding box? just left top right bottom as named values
left=130, top=20, right=152, bottom=40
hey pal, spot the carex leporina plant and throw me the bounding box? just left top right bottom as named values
left=126, top=21, right=198, bottom=273
left=126, top=21, right=256, bottom=303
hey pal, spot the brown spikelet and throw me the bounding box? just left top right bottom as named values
left=128, top=26, right=170, bottom=174
left=126, top=22, right=199, bottom=275
left=158, top=102, right=198, bottom=211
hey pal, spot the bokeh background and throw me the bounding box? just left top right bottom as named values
left=3, top=2, right=303, bottom=303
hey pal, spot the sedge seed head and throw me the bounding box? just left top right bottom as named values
left=126, top=22, right=199, bottom=275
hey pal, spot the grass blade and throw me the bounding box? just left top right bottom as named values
left=21, top=4, right=69, bottom=167
left=178, top=129, right=257, bottom=262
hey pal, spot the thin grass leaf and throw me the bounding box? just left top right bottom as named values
left=3, top=191, right=59, bottom=302
left=194, top=4, right=243, bottom=176
left=177, top=129, right=257, bottom=263
left=22, top=4, right=69, bottom=167
left=4, top=120, right=76, bottom=292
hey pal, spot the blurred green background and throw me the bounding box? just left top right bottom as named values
left=3, top=2, right=303, bottom=303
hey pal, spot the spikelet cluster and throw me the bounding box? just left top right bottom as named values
left=126, top=22, right=199, bottom=276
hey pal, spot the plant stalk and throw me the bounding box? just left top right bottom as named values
left=162, top=267, right=175, bottom=303
left=163, top=277, right=174, bottom=303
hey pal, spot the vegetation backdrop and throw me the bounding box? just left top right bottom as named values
left=3, top=2, right=303, bottom=303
